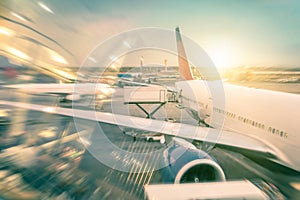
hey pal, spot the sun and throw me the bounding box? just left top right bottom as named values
left=210, top=50, right=233, bottom=69
left=206, top=41, right=239, bottom=69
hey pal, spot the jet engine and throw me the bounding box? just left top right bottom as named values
left=160, top=138, right=225, bottom=183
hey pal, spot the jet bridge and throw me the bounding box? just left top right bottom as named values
left=124, top=86, right=177, bottom=119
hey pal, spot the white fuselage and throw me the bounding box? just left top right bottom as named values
left=176, top=80, right=300, bottom=171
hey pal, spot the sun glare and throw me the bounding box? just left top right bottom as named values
left=206, top=41, right=239, bottom=69
left=210, top=50, right=233, bottom=69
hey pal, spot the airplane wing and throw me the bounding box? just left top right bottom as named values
left=0, top=100, right=280, bottom=162
left=117, top=78, right=177, bottom=91
left=117, top=78, right=172, bottom=89
left=4, top=83, right=114, bottom=96
left=5, top=83, right=75, bottom=95
left=117, top=79, right=151, bottom=87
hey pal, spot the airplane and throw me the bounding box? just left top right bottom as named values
left=0, top=27, right=299, bottom=187
left=4, top=82, right=115, bottom=101
left=173, top=27, right=300, bottom=172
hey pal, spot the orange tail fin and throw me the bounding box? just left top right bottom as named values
left=175, top=27, right=194, bottom=80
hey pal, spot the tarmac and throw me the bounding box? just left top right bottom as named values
left=0, top=83, right=299, bottom=199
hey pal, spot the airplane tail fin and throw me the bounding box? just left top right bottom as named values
left=175, top=27, right=194, bottom=80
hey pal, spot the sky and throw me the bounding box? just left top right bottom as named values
left=1, top=0, right=300, bottom=69
left=110, top=0, right=300, bottom=68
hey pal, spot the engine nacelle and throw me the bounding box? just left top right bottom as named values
left=160, top=138, right=226, bottom=183
left=65, top=94, right=81, bottom=101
